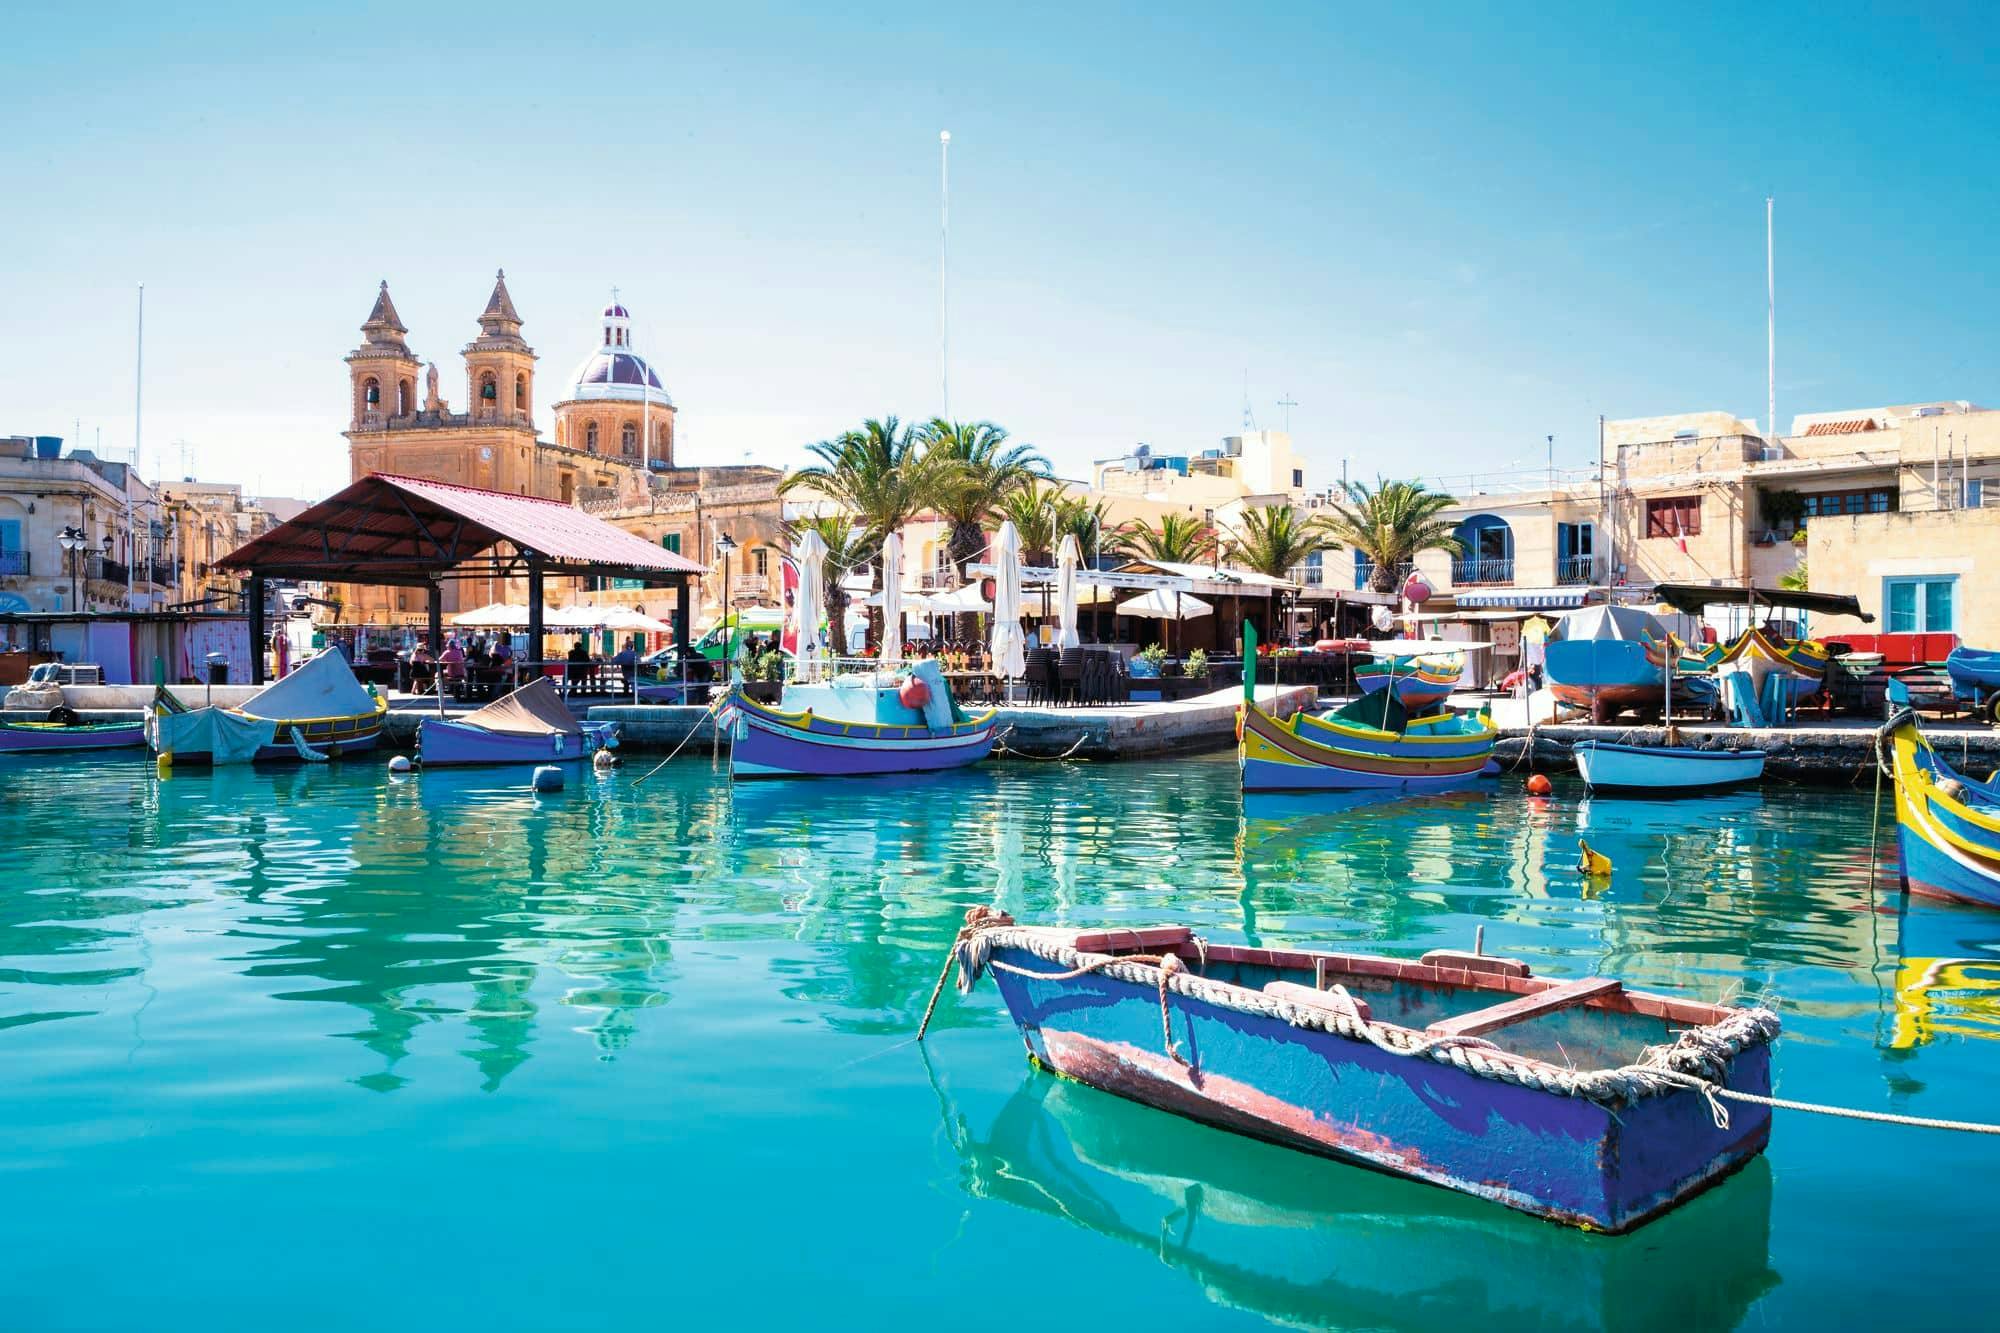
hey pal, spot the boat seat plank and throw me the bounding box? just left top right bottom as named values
left=1427, top=976, right=1622, bottom=1038
left=1264, top=980, right=1370, bottom=1022
left=1071, top=926, right=1191, bottom=953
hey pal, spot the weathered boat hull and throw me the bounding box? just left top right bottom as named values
left=1947, top=647, right=2000, bottom=705
left=0, top=720, right=147, bottom=753
left=723, top=692, right=995, bottom=779
left=1573, top=741, right=1766, bottom=796
left=978, top=932, right=1776, bottom=1232
left=1543, top=640, right=1666, bottom=720
left=1241, top=702, right=1497, bottom=792
left=1888, top=712, right=2000, bottom=908
left=418, top=718, right=617, bottom=767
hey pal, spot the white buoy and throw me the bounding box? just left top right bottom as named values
left=532, top=764, right=565, bottom=793
left=593, top=749, right=619, bottom=771
left=387, top=755, right=413, bottom=774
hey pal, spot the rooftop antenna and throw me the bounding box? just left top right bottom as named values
left=1277, top=392, right=1298, bottom=432
left=1241, top=369, right=1258, bottom=431
left=1766, top=197, right=1776, bottom=449
left=939, top=130, right=951, bottom=421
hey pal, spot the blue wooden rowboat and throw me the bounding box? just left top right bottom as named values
left=1572, top=741, right=1765, bottom=796
left=720, top=661, right=994, bottom=779
left=1884, top=707, right=2000, bottom=908
left=945, top=917, right=1779, bottom=1232
left=0, top=716, right=147, bottom=754
left=417, top=677, right=617, bottom=767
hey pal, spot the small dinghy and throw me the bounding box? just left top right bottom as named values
left=0, top=714, right=147, bottom=754
left=1573, top=741, right=1765, bottom=796
left=931, top=913, right=1780, bottom=1232
left=417, top=678, right=617, bottom=767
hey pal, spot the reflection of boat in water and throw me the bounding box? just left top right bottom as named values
left=936, top=1069, right=1778, bottom=1332
left=1576, top=791, right=1765, bottom=836
left=1891, top=891, right=2000, bottom=1050
left=1240, top=785, right=1493, bottom=827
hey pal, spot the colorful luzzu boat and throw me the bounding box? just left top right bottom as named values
left=1714, top=628, right=1829, bottom=709
left=1241, top=692, right=1498, bottom=792
left=939, top=915, right=1780, bottom=1232
left=1883, top=708, right=2000, bottom=908
left=149, top=649, right=388, bottom=765
left=1353, top=654, right=1461, bottom=709
left=0, top=715, right=147, bottom=754
left=720, top=659, right=994, bottom=779
left=417, top=677, right=617, bottom=767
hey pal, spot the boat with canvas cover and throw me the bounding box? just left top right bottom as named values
left=149, top=649, right=387, bottom=764
left=934, top=912, right=1780, bottom=1232
left=417, top=677, right=617, bottom=767
left=1541, top=604, right=1673, bottom=722
left=720, top=658, right=995, bottom=779
left=1883, top=707, right=2000, bottom=908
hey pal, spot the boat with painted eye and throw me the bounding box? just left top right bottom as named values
left=1241, top=691, right=1498, bottom=792
left=1883, top=707, right=2000, bottom=909
left=417, top=677, right=618, bottom=767
left=946, top=918, right=1779, bottom=1232
left=719, top=659, right=995, bottom=779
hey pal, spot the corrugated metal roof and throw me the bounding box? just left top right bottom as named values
left=217, top=472, right=709, bottom=583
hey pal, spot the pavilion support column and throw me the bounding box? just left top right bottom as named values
left=248, top=573, right=267, bottom=684
left=527, top=560, right=545, bottom=676
left=427, top=584, right=443, bottom=655
left=675, top=577, right=692, bottom=654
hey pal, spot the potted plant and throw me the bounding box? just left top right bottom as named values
left=1184, top=649, right=1211, bottom=681
left=1130, top=644, right=1166, bottom=679
left=744, top=649, right=785, bottom=703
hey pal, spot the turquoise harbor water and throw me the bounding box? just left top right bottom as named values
left=1, top=751, right=1995, bottom=1330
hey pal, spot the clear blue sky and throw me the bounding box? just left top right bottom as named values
left=3, top=1, right=1994, bottom=500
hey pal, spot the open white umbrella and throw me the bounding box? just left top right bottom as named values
left=451, top=603, right=529, bottom=628
left=791, top=526, right=828, bottom=682
left=598, top=608, right=674, bottom=635
left=880, top=530, right=904, bottom=668
left=1055, top=534, right=1082, bottom=649
left=990, top=520, right=1027, bottom=681
left=1116, top=588, right=1213, bottom=620
left=927, top=583, right=991, bottom=613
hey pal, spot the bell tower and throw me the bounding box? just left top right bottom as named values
left=462, top=268, right=537, bottom=424
left=346, top=281, right=421, bottom=427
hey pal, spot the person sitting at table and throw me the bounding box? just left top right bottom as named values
left=408, top=644, right=436, bottom=695
left=438, top=637, right=467, bottom=698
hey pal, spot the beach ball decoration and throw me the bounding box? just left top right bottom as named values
left=1401, top=573, right=1433, bottom=605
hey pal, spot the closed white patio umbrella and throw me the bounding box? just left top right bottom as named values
left=791, top=526, right=828, bottom=682
left=990, top=520, right=1027, bottom=681
left=1055, top=534, right=1082, bottom=649
left=927, top=583, right=991, bottom=613
left=880, top=530, right=904, bottom=668
left=1117, top=587, right=1212, bottom=655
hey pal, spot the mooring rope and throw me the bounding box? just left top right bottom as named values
left=994, top=730, right=1090, bottom=762
left=1650, top=1068, right=2000, bottom=1136
left=633, top=694, right=727, bottom=785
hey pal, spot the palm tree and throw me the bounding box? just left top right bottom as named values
left=920, top=419, right=1047, bottom=636
left=988, top=482, right=1063, bottom=565
left=784, top=514, right=872, bottom=660
left=1778, top=561, right=1808, bottom=592
left=1224, top=503, right=1337, bottom=578
left=779, top=415, right=938, bottom=543
left=780, top=416, right=939, bottom=646
left=1110, top=512, right=1219, bottom=566
left=1322, top=477, right=1462, bottom=594
left=1053, top=494, right=1114, bottom=564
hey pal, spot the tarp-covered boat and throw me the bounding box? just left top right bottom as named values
left=721, top=659, right=994, bottom=779
left=417, top=677, right=617, bottom=767
left=1884, top=707, right=2000, bottom=908
left=942, top=915, right=1780, bottom=1232
left=0, top=715, right=147, bottom=754
left=1542, top=605, right=1671, bottom=722
left=1946, top=646, right=2000, bottom=719
left=149, top=650, right=387, bottom=764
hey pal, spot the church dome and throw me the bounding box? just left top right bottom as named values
left=562, top=297, right=673, bottom=406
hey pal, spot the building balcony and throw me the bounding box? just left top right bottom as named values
left=1450, top=557, right=1514, bottom=586
left=1354, top=560, right=1414, bottom=592
left=86, top=556, right=130, bottom=586
left=0, top=550, right=27, bottom=577
left=147, top=560, right=179, bottom=587
left=1556, top=554, right=1600, bottom=585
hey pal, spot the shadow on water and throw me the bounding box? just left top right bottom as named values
left=931, top=1059, right=1778, bottom=1333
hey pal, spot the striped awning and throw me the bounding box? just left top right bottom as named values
left=1450, top=586, right=1597, bottom=609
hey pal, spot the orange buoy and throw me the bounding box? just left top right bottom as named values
left=1525, top=773, right=1554, bottom=797
left=898, top=675, right=931, bottom=710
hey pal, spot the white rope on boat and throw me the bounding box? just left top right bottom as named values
left=951, top=922, right=1782, bottom=1107
left=1649, top=1068, right=2000, bottom=1136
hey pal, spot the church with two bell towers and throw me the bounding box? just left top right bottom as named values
left=341, top=270, right=682, bottom=619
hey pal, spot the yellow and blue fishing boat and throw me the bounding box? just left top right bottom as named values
left=1883, top=708, right=2000, bottom=909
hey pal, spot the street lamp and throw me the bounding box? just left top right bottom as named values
left=716, top=531, right=738, bottom=664
left=58, top=525, right=86, bottom=612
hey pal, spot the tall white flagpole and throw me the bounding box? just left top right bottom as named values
left=131, top=282, right=144, bottom=602
left=1766, top=198, right=1776, bottom=449
left=940, top=129, right=951, bottom=421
